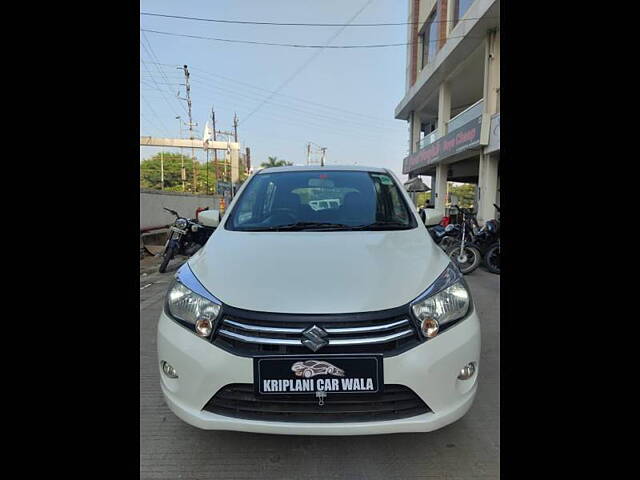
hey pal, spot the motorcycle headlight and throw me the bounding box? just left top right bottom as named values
left=410, top=262, right=471, bottom=338
left=175, top=218, right=188, bottom=229
left=166, top=274, right=221, bottom=338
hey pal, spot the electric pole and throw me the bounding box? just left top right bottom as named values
left=160, top=150, right=164, bottom=190
left=180, top=65, right=197, bottom=192
left=233, top=113, right=239, bottom=143
left=306, top=143, right=311, bottom=166
left=211, top=107, right=219, bottom=193
left=320, top=147, right=327, bottom=167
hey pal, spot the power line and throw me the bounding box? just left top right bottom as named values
left=140, top=58, right=182, bottom=118
left=188, top=65, right=402, bottom=127
left=239, top=0, right=374, bottom=126
left=140, top=97, right=171, bottom=136
left=147, top=61, right=400, bottom=127
left=140, top=32, right=189, bottom=116
left=186, top=76, right=404, bottom=135
left=141, top=28, right=471, bottom=48
left=140, top=11, right=497, bottom=27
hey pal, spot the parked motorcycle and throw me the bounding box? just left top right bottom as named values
left=428, top=223, right=461, bottom=250
left=481, top=204, right=500, bottom=274
left=159, top=207, right=216, bottom=273
left=420, top=209, right=461, bottom=251
left=445, top=207, right=482, bottom=275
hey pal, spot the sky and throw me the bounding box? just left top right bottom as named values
left=140, top=0, right=412, bottom=181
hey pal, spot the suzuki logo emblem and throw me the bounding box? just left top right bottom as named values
left=301, top=325, right=329, bottom=352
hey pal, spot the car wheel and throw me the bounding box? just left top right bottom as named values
left=304, top=369, right=313, bottom=378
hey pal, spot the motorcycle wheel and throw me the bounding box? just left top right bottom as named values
left=159, top=246, right=175, bottom=273
left=440, top=237, right=457, bottom=251
left=447, top=244, right=482, bottom=275
left=484, top=242, right=500, bottom=274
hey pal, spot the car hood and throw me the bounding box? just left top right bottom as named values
left=188, top=227, right=450, bottom=314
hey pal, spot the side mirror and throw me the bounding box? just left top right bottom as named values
left=199, top=209, right=221, bottom=228
left=419, top=209, right=427, bottom=224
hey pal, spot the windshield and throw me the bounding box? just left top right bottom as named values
left=226, top=170, right=417, bottom=231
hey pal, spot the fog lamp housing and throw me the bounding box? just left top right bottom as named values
left=458, top=362, right=476, bottom=380
left=161, top=361, right=178, bottom=379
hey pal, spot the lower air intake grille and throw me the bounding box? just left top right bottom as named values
left=202, top=384, right=431, bottom=422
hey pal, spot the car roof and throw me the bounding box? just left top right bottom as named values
left=256, top=165, right=389, bottom=174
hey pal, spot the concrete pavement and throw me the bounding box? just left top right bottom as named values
left=140, top=262, right=500, bottom=479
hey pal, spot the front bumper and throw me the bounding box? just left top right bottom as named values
left=157, top=309, right=481, bottom=435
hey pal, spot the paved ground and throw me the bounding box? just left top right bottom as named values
left=140, top=259, right=500, bottom=480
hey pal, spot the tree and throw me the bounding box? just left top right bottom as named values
left=140, top=152, right=222, bottom=193
left=447, top=182, right=476, bottom=208
left=260, top=156, right=292, bottom=168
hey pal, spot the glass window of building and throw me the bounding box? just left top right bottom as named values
left=424, top=6, right=440, bottom=65
left=453, top=0, right=474, bottom=27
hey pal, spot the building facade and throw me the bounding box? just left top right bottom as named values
left=395, top=0, right=500, bottom=224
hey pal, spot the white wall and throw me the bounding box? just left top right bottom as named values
left=140, top=189, right=222, bottom=230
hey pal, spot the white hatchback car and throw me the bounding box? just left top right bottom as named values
left=157, top=165, right=480, bottom=435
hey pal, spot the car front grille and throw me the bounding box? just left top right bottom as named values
left=211, top=305, right=422, bottom=357
left=203, top=383, right=431, bottom=422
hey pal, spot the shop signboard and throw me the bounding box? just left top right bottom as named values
left=403, top=115, right=484, bottom=174
left=485, top=113, right=500, bottom=154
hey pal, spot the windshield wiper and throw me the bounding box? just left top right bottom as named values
left=351, top=221, right=413, bottom=230
left=240, top=222, right=355, bottom=231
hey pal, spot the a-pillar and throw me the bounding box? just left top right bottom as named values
left=477, top=152, right=499, bottom=224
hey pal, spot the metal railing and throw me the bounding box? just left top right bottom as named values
left=447, top=98, right=484, bottom=132
left=416, top=129, right=439, bottom=151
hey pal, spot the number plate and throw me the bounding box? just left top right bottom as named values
left=254, top=355, right=383, bottom=395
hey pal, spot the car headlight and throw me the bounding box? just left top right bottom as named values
left=166, top=279, right=221, bottom=338
left=175, top=218, right=188, bottom=229
left=410, top=262, right=471, bottom=338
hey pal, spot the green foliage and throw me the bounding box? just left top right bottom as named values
left=447, top=183, right=476, bottom=208
left=140, top=152, right=232, bottom=194
left=415, top=191, right=432, bottom=208
left=260, top=156, right=293, bottom=168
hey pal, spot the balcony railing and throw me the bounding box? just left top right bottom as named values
left=447, top=99, right=484, bottom=132
left=416, top=129, right=439, bottom=152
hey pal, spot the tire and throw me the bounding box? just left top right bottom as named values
left=159, top=246, right=175, bottom=273
left=447, top=244, right=482, bottom=275
left=304, top=369, right=313, bottom=379
left=440, top=237, right=457, bottom=251
left=484, top=242, right=500, bottom=274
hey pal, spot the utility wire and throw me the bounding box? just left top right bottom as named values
left=140, top=11, right=497, bottom=27
left=147, top=61, right=398, bottom=127
left=239, top=0, right=374, bottom=126
left=140, top=32, right=189, bottom=116
left=141, top=28, right=477, bottom=48
left=141, top=95, right=171, bottom=136
left=140, top=57, right=182, bottom=118
left=186, top=76, right=404, bottom=134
